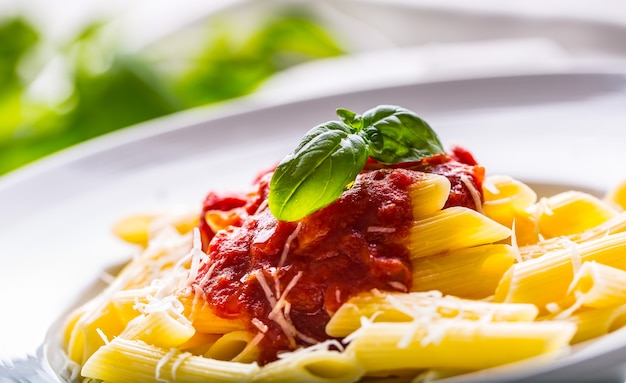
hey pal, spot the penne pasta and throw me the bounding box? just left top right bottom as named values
left=178, top=332, right=221, bottom=355
left=482, top=175, right=537, bottom=227
left=494, top=232, right=626, bottom=309
left=252, top=344, right=363, bottom=383
left=65, top=300, right=126, bottom=366
left=518, top=212, right=626, bottom=260
left=206, top=330, right=259, bottom=363
left=81, top=337, right=259, bottom=383
left=120, top=310, right=195, bottom=348
left=411, top=244, right=516, bottom=299
left=113, top=211, right=199, bottom=247
left=178, top=292, right=247, bottom=334
left=564, top=261, right=626, bottom=310
left=406, top=207, right=511, bottom=259
left=344, top=320, right=575, bottom=373
left=565, top=305, right=626, bottom=344
left=605, top=180, right=626, bottom=211
left=532, top=191, right=617, bottom=240
left=326, top=291, right=538, bottom=338
left=408, top=173, right=451, bottom=219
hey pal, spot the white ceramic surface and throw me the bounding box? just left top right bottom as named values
left=2, top=70, right=626, bottom=381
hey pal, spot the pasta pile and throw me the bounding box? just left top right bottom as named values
left=58, top=173, right=626, bottom=383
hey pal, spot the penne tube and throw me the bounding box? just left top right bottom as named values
left=111, top=286, right=159, bottom=322
left=494, top=232, right=626, bottom=309
left=411, top=244, right=516, bottom=299
left=565, top=261, right=626, bottom=309
left=66, top=300, right=126, bottom=366
left=81, top=338, right=259, bottom=383
left=532, top=191, right=617, bottom=240
left=120, top=310, right=195, bottom=348
left=326, top=291, right=538, bottom=338
left=482, top=175, right=537, bottom=227
left=344, top=319, right=575, bottom=373
left=206, top=330, right=260, bottom=363
left=519, top=212, right=626, bottom=260
left=178, top=332, right=221, bottom=355
left=605, top=180, right=626, bottom=211
left=565, top=305, right=626, bottom=344
left=252, top=345, right=363, bottom=383
left=406, top=207, right=511, bottom=259
left=408, top=173, right=451, bottom=219
left=113, top=211, right=199, bottom=247
left=178, top=293, right=247, bottom=334
left=113, top=214, right=157, bottom=247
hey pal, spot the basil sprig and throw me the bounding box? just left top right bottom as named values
left=268, top=105, right=445, bottom=221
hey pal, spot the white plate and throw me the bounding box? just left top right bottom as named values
left=2, top=70, right=626, bottom=381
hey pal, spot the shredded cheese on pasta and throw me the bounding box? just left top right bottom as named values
left=460, top=174, right=484, bottom=214
left=278, top=222, right=302, bottom=268
left=155, top=347, right=177, bottom=383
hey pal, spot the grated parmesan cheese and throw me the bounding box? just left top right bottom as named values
left=256, top=270, right=318, bottom=346
left=510, top=219, right=524, bottom=263
left=170, top=352, right=192, bottom=381
left=95, top=328, right=109, bottom=345
left=460, top=175, right=484, bottom=214
left=252, top=317, right=269, bottom=333
left=278, top=222, right=302, bottom=268
left=563, top=238, right=582, bottom=275
left=155, top=347, right=177, bottom=383
left=482, top=178, right=500, bottom=195
left=367, top=226, right=396, bottom=233
left=387, top=281, right=408, bottom=292
left=554, top=291, right=585, bottom=320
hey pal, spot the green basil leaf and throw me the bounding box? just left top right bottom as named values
left=336, top=107, right=361, bottom=130
left=362, top=105, right=445, bottom=163
left=269, top=121, right=368, bottom=221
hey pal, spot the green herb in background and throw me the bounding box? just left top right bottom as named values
left=0, top=10, right=344, bottom=175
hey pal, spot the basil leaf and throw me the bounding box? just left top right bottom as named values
left=336, top=107, right=361, bottom=130
left=269, top=121, right=368, bottom=221
left=362, top=105, right=445, bottom=163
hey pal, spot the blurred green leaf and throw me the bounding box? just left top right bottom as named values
left=0, top=10, right=344, bottom=176
left=175, top=12, right=343, bottom=106
left=0, top=18, right=39, bottom=91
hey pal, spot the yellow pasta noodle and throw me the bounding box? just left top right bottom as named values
left=326, top=291, right=538, bottom=338
left=408, top=173, right=451, bottom=219
left=482, top=175, right=537, bottom=227
left=251, top=344, right=363, bottom=383
left=532, top=191, right=617, bottom=239
left=411, top=244, right=516, bottom=299
left=494, top=232, right=626, bottom=309
left=406, top=207, right=511, bottom=259
left=120, top=309, right=195, bottom=348
left=65, top=301, right=126, bottom=366
left=178, top=292, right=247, bottom=334
left=206, top=330, right=259, bottom=363
left=564, top=261, right=626, bottom=309
left=81, top=337, right=259, bottom=383
left=565, top=304, right=626, bottom=344
left=518, top=212, right=626, bottom=260
left=605, top=180, right=626, bottom=211
left=344, top=319, right=576, bottom=373
left=113, top=211, right=199, bottom=247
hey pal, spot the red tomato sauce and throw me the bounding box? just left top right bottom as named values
left=194, top=151, right=483, bottom=364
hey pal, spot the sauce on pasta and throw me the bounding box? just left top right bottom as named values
left=195, top=149, right=484, bottom=364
